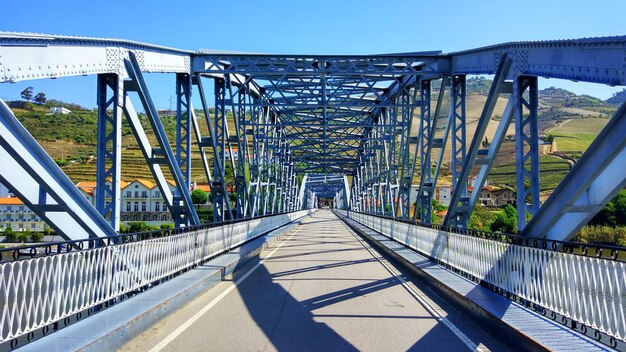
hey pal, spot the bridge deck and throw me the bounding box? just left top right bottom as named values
left=122, top=210, right=508, bottom=351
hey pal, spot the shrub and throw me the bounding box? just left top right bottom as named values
left=491, top=204, right=518, bottom=234
left=16, top=231, right=29, bottom=243
left=4, top=228, right=16, bottom=242
left=573, top=226, right=626, bottom=247
left=30, top=232, right=44, bottom=243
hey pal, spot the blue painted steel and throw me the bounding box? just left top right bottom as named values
left=0, top=32, right=625, bottom=239
left=123, top=52, right=199, bottom=226
left=415, top=78, right=449, bottom=223
left=450, top=75, right=467, bottom=227
left=514, top=76, right=540, bottom=230
left=175, top=73, right=193, bottom=225
left=444, top=56, right=512, bottom=227
left=96, top=74, right=123, bottom=231
left=0, top=99, right=117, bottom=240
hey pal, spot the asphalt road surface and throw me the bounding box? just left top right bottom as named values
left=121, top=210, right=510, bottom=352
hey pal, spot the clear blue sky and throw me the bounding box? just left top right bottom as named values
left=1, top=0, right=625, bottom=108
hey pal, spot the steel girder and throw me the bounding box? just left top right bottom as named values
left=514, top=76, right=541, bottom=229
left=175, top=73, right=193, bottom=205
left=0, top=99, right=117, bottom=240
left=450, top=75, right=467, bottom=222
left=96, top=74, right=123, bottom=231
left=415, top=77, right=449, bottom=223
left=123, top=52, right=199, bottom=227
left=0, top=32, right=625, bottom=238
left=444, top=56, right=512, bottom=227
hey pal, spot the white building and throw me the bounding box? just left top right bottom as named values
left=0, top=198, right=46, bottom=232
left=49, top=106, right=72, bottom=115
left=409, top=184, right=452, bottom=207
left=77, top=178, right=179, bottom=226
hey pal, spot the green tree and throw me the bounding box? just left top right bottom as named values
left=490, top=204, right=518, bottom=233
left=469, top=205, right=498, bottom=231
left=30, top=232, right=44, bottom=243
left=589, top=189, right=626, bottom=227
left=20, top=87, right=34, bottom=101
left=16, top=231, right=29, bottom=243
left=127, top=222, right=150, bottom=233
left=34, top=92, right=47, bottom=105
left=191, top=189, right=208, bottom=209
left=3, top=227, right=15, bottom=242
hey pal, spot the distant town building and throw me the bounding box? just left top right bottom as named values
left=470, top=185, right=516, bottom=207
left=49, top=106, right=72, bottom=115
left=538, top=139, right=557, bottom=154
left=77, top=179, right=182, bottom=225
left=0, top=198, right=46, bottom=232
left=409, top=184, right=452, bottom=207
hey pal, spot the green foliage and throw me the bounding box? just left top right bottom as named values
left=126, top=222, right=152, bottom=233
left=191, top=189, right=208, bottom=207
left=44, top=99, right=86, bottom=111
left=465, top=77, right=493, bottom=96
left=606, top=88, right=626, bottom=105
left=21, top=87, right=33, bottom=101
left=432, top=199, right=447, bottom=212
left=573, top=226, right=626, bottom=247
left=197, top=209, right=213, bottom=223
left=589, top=190, right=626, bottom=227
left=546, top=134, right=554, bottom=144
left=15, top=231, right=29, bottom=243
left=159, top=223, right=174, bottom=230
left=34, top=92, right=47, bottom=105
left=119, top=223, right=128, bottom=234
left=490, top=204, right=518, bottom=234
left=30, top=232, right=44, bottom=243
left=469, top=205, right=498, bottom=231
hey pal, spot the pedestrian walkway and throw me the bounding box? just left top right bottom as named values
left=121, top=210, right=509, bottom=351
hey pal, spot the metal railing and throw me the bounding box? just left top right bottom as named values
left=0, top=209, right=313, bottom=345
left=343, top=210, right=626, bottom=348
left=0, top=210, right=308, bottom=263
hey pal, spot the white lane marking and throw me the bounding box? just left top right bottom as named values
left=340, top=218, right=488, bottom=352
left=149, top=226, right=304, bottom=352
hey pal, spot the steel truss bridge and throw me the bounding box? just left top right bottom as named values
left=0, top=33, right=624, bottom=241
left=0, top=33, right=625, bottom=350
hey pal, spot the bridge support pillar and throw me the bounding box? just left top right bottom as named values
left=514, top=76, right=540, bottom=230
left=96, top=74, right=123, bottom=231
left=450, top=75, right=467, bottom=227
left=175, top=73, right=193, bottom=225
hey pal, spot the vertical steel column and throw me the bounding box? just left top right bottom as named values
left=451, top=75, right=467, bottom=227
left=415, top=78, right=450, bottom=223
left=213, top=78, right=228, bottom=222
left=418, top=80, right=432, bottom=222
left=514, top=76, right=540, bottom=230
left=96, top=74, right=122, bottom=231
left=175, top=73, right=192, bottom=225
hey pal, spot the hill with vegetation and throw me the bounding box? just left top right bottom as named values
left=606, top=88, right=626, bottom=105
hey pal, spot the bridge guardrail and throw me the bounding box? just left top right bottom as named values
left=0, top=211, right=308, bottom=263
left=344, top=210, right=626, bottom=348
left=0, top=209, right=314, bottom=346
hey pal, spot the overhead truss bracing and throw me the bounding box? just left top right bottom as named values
left=0, top=33, right=625, bottom=241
